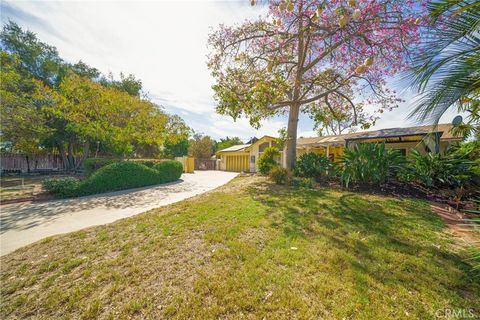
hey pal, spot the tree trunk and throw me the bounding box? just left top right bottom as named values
left=58, top=144, right=69, bottom=171
left=67, top=142, right=75, bottom=170
left=25, top=155, right=30, bottom=174
left=285, top=103, right=300, bottom=170
left=284, top=1, right=304, bottom=171
left=74, top=140, right=90, bottom=171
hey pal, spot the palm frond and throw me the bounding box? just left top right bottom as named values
left=406, top=0, right=480, bottom=123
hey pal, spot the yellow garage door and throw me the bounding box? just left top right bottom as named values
left=226, top=155, right=249, bottom=172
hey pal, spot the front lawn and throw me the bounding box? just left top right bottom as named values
left=1, top=176, right=478, bottom=319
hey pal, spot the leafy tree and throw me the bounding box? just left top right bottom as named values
left=100, top=72, right=143, bottom=97
left=70, top=60, right=101, bottom=80
left=189, top=134, right=215, bottom=159
left=163, top=138, right=189, bottom=158
left=1, top=22, right=189, bottom=170
left=208, top=0, right=424, bottom=169
left=216, top=136, right=243, bottom=151
left=162, top=115, right=191, bottom=157
left=0, top=20, right=66, bottom=87
left=276, top=127, right=287, bottom=149
left=0, top=52, right=51, bottom=154
left=407, top=0, right=480, bottom=139
left=308, top=80, right=378, bottom=135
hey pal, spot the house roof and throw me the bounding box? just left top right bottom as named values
left=244, top=135, right=277, bottom=151
left=218, top=124, right=462, bottom=153
left=297, top=123, right=461, bottom=147
left=345, top=124, right=460, bottom=141
left=217, top=135, right=278, bottom=154
left=217, top=144, right=251, bottom=153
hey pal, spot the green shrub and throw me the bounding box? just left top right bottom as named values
left=83, top=158, right=118, bottom=175
left=290, top=177, right=315, bottom=188
left=153, top=160, right=184, bottom=182
left=269, top=166, right=289, bottom=185
left=43, top=177, right=80, bottom=198
left=294, top=153, right=333, bottom=181
left=77, top=162, right=164, bottom=196
left=339, top=143, right=405, bottom=187
left=258, top=146, right=280, bottom=175
left=45, top=160, right=183, bottom=198
left=404, top=149, right=475, bottom=188
left=129, top=159, right=163, bottom=168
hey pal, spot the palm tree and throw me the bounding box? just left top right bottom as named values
left=407, top=0, right=480, bottom=138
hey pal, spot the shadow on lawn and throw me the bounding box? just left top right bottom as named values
left=247, top=181, right=480, bottom=304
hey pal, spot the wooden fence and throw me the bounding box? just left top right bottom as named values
left=174, top=156, right=195, bottom=173
left=194, top=159, right=217, bottom=170
left=0, top=154, right=79, bottom=174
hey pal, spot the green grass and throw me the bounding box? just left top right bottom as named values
left=1, top=176, right=479, bottom=319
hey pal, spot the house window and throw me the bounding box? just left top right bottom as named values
left=250, top=155, right=255, bottom=163
left=397, top=148, right=407, bottom=156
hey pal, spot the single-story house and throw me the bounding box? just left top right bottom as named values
left=216, top=123, right=463, bottom=173
left=216, top=136, right=281, bottom=172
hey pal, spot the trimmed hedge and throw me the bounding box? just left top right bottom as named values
left=83, top=158, right=118, bottom=175
left=83, top=158, right=167, bottom=175
left=153, top=160, right=184, bottom=182
left=44, top=160, right=183, bottom=198
left=43, top=177, right=80, bottom=198
left=129, top=159, right=163, bottom=168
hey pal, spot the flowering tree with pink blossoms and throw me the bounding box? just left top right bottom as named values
left=208, top=0, right=425, bottom=170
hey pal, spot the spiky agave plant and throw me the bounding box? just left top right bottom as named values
left=407, top=149, right=475, bottom=188
left=338, top=143, right=405, bottom=187
left=406, top=0, right=480, bottom=136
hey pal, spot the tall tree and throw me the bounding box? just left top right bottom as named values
left=162, top=115, right=191, bottom=157
left=406, top=0, right=480, bottom=139
left=163, top=138, right=190, bottom=158
left=100, top=72, right=143, bottom=97
left=208, top=0, right=424, bottom=169
left=1, top=22, right=188, bottom=169
left=308, top=81, right=378, bottom=135
left=189, top=134, right=215, bottom=159
left=0, top=52, right=51, bottom=154
left=1, top=20, right=66, bottom=87
left=216, top=136, right=244, bottom=151
left=70, top=60, right=101, bottom=80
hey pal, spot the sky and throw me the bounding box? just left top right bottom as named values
left=1, top=0, right=462, bottom=141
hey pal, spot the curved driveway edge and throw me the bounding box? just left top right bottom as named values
left=0, top=171, right=238, bottom=256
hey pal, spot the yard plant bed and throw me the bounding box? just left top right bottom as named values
left=1, top=176, right=478, bottom=319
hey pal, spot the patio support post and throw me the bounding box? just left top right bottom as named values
left=434, top=132, right=440, bottom=153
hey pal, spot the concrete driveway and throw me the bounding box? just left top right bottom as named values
left=0, top=171, right=238, bottom=256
